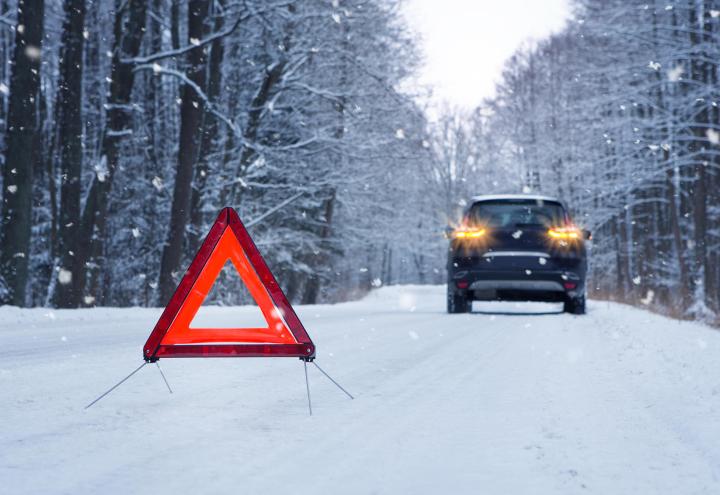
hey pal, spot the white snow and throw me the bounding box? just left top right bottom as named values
left=1, top=285, right=720, bottom=494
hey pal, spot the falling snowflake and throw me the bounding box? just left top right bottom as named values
left=640, top=290, right=654, bottom=305
left=706, top=128, right=719, bottom=145
left=95, top=156, right=108, bottom=182
left=7, top=185, right=17, bottom=194
left=648, top=61, right=661, bottom=71
left=398, top=292, right=415, bottom=310
left=152, top=176, right=164, bottom=191
left=58, top=269, right=72, bottom=285
left=395, top=128, right=405, bottom=139
left=667, top=65, right=683, bottom=82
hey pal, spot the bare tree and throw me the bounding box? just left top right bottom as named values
left=0, top=0, right=44, bottom=306
left=52, top=0, right=86, bottom=308
left=158, top=0, right=210, bottom=304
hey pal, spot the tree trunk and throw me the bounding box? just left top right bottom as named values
left=75, top=0, right=147, bottom=304
left=52, top=0, right=86, bottom=308
left=688, top=0, right=708, bottom=313
left=668, top=166, right=691, bottom=309
left=301, top=189, right=336, bottom=304
left=189, top=0, right=225, bottom=252
left=703, top=0, right=719, bottom=313
left=0, top=0, right=44, bottom=306
left=158, top=0, right=210, bottom=304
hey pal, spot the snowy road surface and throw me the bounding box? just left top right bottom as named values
left=2, top=285, right=720, bottom=494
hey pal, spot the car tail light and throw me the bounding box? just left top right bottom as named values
left=456, top=280, right=469, bottom=289
left=548, top=226, right=581, bottom=240
left=452, top=228, right=486, bottom=240
left=563, top=282, right=577, bottom=290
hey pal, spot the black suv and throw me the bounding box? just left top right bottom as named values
left=446, top=195, right=590, bottom=314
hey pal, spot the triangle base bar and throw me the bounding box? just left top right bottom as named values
left=151, top=343, right=314, bottom=359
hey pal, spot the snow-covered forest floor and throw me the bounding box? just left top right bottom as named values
left=2, top=285, right=719, bottom=494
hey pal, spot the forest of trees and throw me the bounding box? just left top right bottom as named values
left=0, top=0, right=718, bottom=325
left=0, top=0, right=445, bottom=308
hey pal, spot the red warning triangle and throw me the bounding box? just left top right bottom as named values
left=144, top=207, right=315, bottom=361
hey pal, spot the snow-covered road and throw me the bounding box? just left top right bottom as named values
left=2, top=285, right=719, bottom=494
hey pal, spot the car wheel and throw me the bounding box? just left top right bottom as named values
left=447, top=290, right=470, bottom=313
left=563, top=295, right=586, bottom=315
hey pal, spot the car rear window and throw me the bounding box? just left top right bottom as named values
left=467, top=199, right=567, bottom=229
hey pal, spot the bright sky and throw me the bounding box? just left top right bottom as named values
left=403, top=0, right=572, bottom=111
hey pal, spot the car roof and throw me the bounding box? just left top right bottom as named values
left=469, top=194, right=563, bottom=204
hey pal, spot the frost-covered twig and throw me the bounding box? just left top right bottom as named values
left=134, top=64, right=248, bottom=145
left=122, top=1, right=294, bottom=65
left=0, top=14, right=14, bottom=27
left=245, top=192, right=305, bottom=228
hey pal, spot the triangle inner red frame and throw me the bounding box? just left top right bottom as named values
left=144, top=207, right=315, bottom=360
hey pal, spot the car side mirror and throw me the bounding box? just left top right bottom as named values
left=583, top=229, right=592, bottom=240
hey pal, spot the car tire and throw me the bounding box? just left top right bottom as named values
left=564, top=295, right=586, bottom=315
left=447, top=290, right=470, bottom=313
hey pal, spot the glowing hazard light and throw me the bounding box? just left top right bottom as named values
left=143, top=207, right=315, bottom=361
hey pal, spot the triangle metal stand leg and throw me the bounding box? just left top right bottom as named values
left=85, top=362, right=147, bottom=409
left=155, top=362, right=173, bottom=394
left=312, top=361, right=354, bottom=400
left=304, top=360, right=312, bottom=416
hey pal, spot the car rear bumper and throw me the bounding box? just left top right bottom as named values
left=450, top=269, right=585, bottom=302
left=469, top=279, right=564, bottom=291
